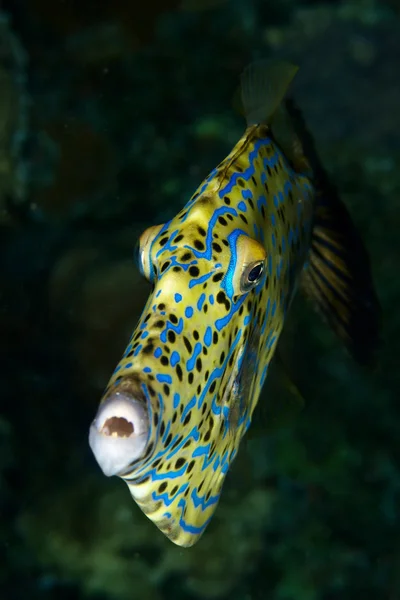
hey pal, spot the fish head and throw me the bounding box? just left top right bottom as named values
left=89, top=195, right=270, bottom=546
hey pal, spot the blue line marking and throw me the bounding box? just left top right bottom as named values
left=156, top=374, right=172, bottom=384
left=186, top=342, right=202, bottom=372
left=170, top=351, right=180, bottom=367
left=204, top=327, right=212, bottom=347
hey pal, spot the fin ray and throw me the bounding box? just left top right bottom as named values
left=290, top=100, right=382, bottom=366
left=303, top=195, right=381, bottom=366
left=240, top=59, right=299, bottom=126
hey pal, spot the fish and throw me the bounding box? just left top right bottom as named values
left=89, top=60, right=381, bottom=547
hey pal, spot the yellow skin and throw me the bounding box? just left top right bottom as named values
left=89, top=122, right=315, bottom=547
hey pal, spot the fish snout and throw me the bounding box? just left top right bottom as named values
left=89, top=391, right=149, bottom=477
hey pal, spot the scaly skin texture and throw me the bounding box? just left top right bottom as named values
left=99, top=124, right=314, bottom=546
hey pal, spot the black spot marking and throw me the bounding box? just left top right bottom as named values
left=218, top=216, right=228, bottom=226
left=212, top=242, right=222, bottom=253
left=197, top=226, right=206, bottom=236
left=174, top=234, right=184, bottom=243
left=181, top=252, right=192, bottom=261
left=160, top=261, right=170, bottom=273
left=159, top=237, right=169, bottom=247
left=194, top=240, right=205, bottom=251
left=170, top=314, right=178, bottom=324
left=183, top=337, right=192, bottom=353
left=216, top=291, right=230, bottom=310
left=189, top=266, right=200, bottom=278
left=217, top=291, right=226, bottom=305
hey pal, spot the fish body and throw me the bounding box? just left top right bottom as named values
left=89, top=62, right=380, bottom=547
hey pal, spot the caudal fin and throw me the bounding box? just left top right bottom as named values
left=287, top=100, right=382, bottom=366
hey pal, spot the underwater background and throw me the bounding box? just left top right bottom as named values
left=1, top=0, right=399, bottom=598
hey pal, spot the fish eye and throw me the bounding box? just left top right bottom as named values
left=230, top=234, right=267, bottom=297
left=240, top=261, right=265, bottom=293
left=136, top=224, right=164, bottom=282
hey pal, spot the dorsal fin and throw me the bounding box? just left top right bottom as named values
left=240, top=59, right=299, bottom=126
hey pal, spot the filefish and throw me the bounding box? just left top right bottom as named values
left=89, top=60, right=380, bottom=547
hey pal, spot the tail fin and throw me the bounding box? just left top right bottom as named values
left=285, top=99, right=382, bottom=367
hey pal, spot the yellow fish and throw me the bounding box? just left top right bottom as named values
left=89, top=60, right=380, bottom=547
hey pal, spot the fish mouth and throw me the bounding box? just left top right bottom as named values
left=89, top=391, right=149, bottom=477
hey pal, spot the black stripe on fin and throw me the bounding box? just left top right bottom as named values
left=288, top=101, right=382, bottom=366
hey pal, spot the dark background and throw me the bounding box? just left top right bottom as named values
left=0, top=1, right=399, bottom=599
